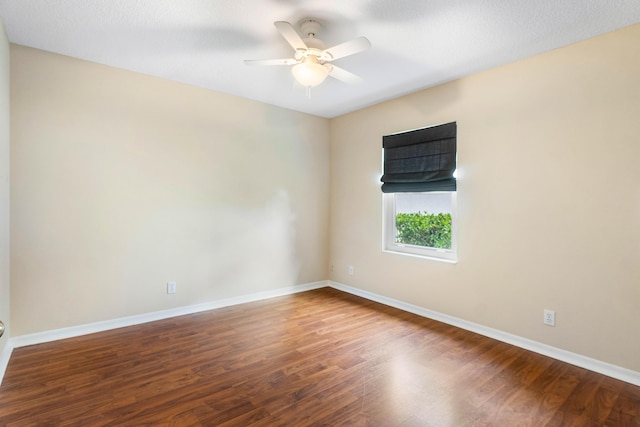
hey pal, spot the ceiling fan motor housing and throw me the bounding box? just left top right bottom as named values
left=298, top=19, right=327, bottom=59
left=299, top=19, right=322, bottom=37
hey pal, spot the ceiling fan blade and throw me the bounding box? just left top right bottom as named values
left=327, top=64, right=363, bottom=84
left=244, top=58, right=298, bottom=66
left=322, top=36, right=371, bottom=61
left=274, top=21, right=307, bottom=51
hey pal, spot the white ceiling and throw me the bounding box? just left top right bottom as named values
left=1, top=0, right=640, bottom=118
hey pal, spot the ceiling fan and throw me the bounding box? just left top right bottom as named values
left=245, top=19, right=371, bottom=90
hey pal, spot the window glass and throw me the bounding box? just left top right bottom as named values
left=383, top=192, right=457, bottom=262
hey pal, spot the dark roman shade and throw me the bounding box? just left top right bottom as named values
left=381, top=121, right=457, bottom=193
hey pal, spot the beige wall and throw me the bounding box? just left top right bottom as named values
left=0, top=19, right=10, bottom=354
left=330, top=23, right=640, bottom=372
left=10, top=45, right=330, bottom=335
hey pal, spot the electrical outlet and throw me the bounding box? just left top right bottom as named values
left=543, top=309, right=555, bottom=326
left=348, top=265, right=354, bottom=275
left=167, top=281, right=177, bottom=294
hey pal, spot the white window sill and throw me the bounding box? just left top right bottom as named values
left=382, top=248, right=458, bottom=264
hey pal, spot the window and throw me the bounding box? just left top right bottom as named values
left=381, top=122, right=457, bottom=262
left=383, top=191, right=457, bottom=261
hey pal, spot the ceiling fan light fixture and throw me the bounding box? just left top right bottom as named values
left=246, top=20, right=371, bottom=91
left=291, top=57, right=329, bottom=87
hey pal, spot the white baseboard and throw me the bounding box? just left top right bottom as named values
left=328, top=281, right=640, bottom=387
left=0, top=281, right=327, bottom=385
left=3, top=280, right=638, bottom=388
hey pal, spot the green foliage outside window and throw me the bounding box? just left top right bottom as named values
left=395, top=212, right=452, bottom=249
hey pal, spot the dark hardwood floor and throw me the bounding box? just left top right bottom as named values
left=0, top=287, right=638, bottom=426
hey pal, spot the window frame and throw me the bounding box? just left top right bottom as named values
left=382, top=191, right=458, bottom=263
